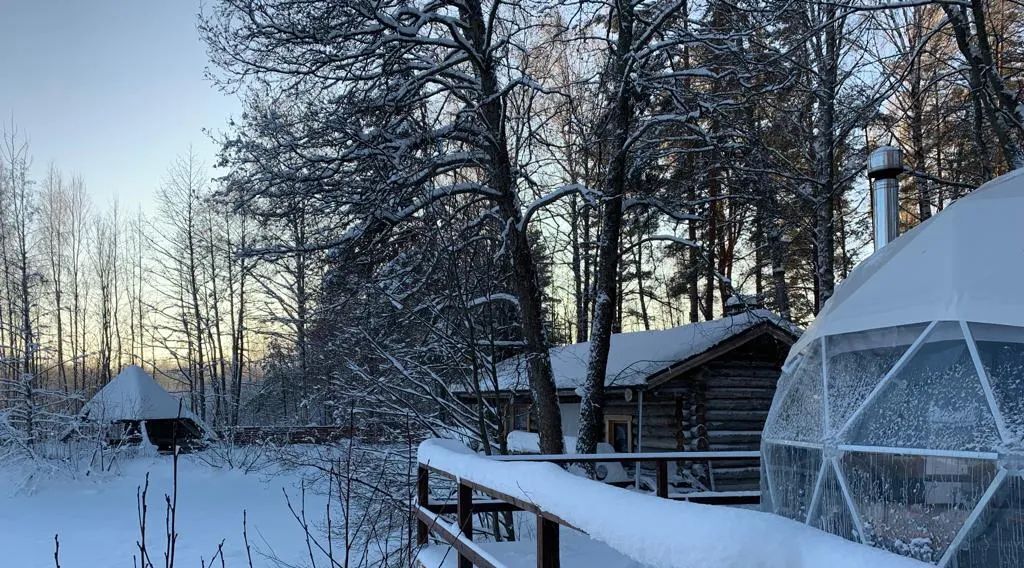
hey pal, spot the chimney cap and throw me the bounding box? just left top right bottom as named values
left=867, top=145, right=904, bottom=180
left=725, top=294, right=763, bottom=315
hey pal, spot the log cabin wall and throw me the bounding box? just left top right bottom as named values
left=603, top=332, right=791, bottom=492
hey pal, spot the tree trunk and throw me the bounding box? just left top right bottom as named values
left=944, top=3, right=1024, bottom=171
left=909, top=48, right=931, bottom=222
left=578, top=0, right=634, bottom=456
left=813, top=11, right=839, bottom=313
left=687, top=181, right=699, bottom=323
left=462, top=0, right=564, bottom=454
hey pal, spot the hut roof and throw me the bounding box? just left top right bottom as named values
left=82, top=365, right=200, bottom=423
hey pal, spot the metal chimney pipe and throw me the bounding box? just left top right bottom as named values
left=867, top=146, right=903, bottom=251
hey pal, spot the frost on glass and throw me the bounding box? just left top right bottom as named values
left=763, top=342, right=823, bottom=443
left=825, top=324, right=928, bottom=434
left=841, top=452, right=997, bottom=563
left=763, top=321, right=1016, bottom=566
left=763, top=442, right=821, bottom=522
left=970, top=322, right=1024, bottom=444
left=949, top=474, right=1024, bottom=568
left=845, top=322, right=1001, bottom=452
left=808, top=460, right=861, bottom=542
left=760, top=458, right=774, bottom=512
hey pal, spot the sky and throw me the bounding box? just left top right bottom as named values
left=0, top=0, right=239, bottom=211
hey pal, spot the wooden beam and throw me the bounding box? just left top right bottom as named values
left=492, top=450, right=760, bottom=463
left=457, top=477, right=580, bottom=531
left=427, top=499, right=521, bottom=515
left=457, top=482, right=473, bottom=568
left=537, top=515, right=560, bottom=568
left=417, top=465, right=429, bottom=545
left=414, top=507, right=505, bottom=568
left=679, top=494, right=760, bottom=506
left=416, top=450, right=764, bottom=568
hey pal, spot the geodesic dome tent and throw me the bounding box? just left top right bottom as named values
left=762, top=169, right=1024, bottom=567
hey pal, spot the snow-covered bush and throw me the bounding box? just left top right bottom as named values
left=0, top=379, right=116, bottom=490
left=193, top=438, right=275, bottom=473
left=268, top=439, right=418, bottom=567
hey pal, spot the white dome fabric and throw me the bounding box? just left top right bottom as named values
left=83, top=365, right=199, bottom=422
left=790, top=168, right=1024, bottom=361
left=764, top=169, right=1024, bottom=568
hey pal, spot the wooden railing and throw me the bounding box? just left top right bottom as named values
left=415, top=450, right=762, bottom=568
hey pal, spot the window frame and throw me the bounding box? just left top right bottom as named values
left=605, top=414, right=633, bottom=453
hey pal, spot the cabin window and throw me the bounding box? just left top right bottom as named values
left=509, top=403, right=535, bottom=433
left=605, top=416, right=632, bottom=453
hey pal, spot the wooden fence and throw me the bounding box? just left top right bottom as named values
left=228, top=425, right=356, bottom=445
left=415, top=450, right=762, bottom=568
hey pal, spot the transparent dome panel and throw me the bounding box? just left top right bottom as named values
left=760, top=458, right=774, bottom=511
left=807, top=460, right=861, bottom=543
left=763, top=342, right=824, bottom=443
left=763, top=442, right=821, bottom=522
left=825, top=323, right=928, bottom=434
left=841, top=451, right=997, bottom=563
left=949, top=474, right=1024, bottom=568
left=845, top=322, right=1001, bottom=451
left=970, top=322, right=1024, bottom=444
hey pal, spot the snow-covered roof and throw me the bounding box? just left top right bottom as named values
left=82, top=365, right=201, bottom=423
left=495, top=309, right=799, bottom=392
left=791, top=168, right=1024, bottom=359
left=725, top=294, right=757, bottom=307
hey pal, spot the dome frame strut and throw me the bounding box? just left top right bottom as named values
left=937, top=468, right=1009, bottom=567
left=834, top=321, right=937, bottom=439
left=960, top=320, right=1013, bottom=445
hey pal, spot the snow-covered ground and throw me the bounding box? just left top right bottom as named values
left=416, top=528, right=647, bottom=568
left=0, top=449, right=332, bottom=568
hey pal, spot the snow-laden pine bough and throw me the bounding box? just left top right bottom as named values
left=414, top=439, right=929, bottom=568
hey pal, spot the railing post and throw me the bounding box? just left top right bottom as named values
left=537, top=514, right=560, bottom=568
left=457, top=481, right=473, bottom=568
left=417, top=465, right=430, bottom=545
left=656, top=459, right=669, bottom=498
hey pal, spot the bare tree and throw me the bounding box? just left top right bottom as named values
left=202, top=0, right=573, bottom=451
left=40, top=164, right=70, bottom=393
left=153, top=150, right=211, bottom=421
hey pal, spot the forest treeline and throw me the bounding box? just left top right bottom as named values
left=0, top=131, right=316, bottom=447
left=1, top=0, right=1023, bottom=455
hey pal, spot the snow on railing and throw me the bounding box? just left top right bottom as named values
left=417, top=439, right=929, bottom=568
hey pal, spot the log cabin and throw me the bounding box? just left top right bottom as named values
left=484, top=306, right=800, bottom=492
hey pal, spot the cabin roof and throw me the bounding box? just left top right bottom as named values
left=493, top=309, right=800, bottom=394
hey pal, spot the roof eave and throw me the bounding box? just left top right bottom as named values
left=642, top=321, right=798, bottom=391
